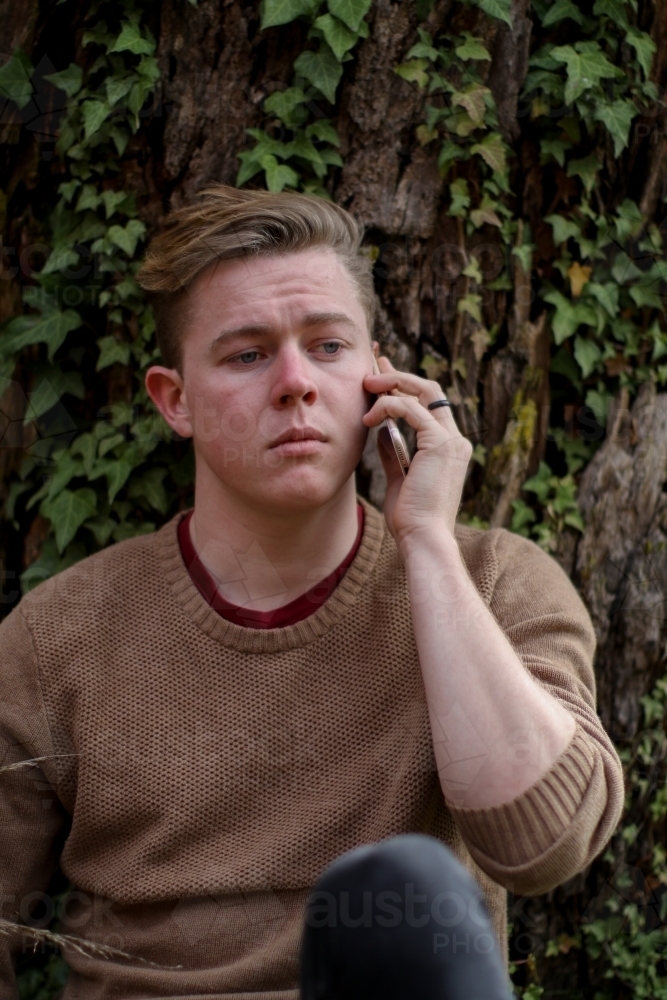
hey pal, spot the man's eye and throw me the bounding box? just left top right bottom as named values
left=318, top=342, right=341, bottom=355
left=234, top=351, right=259, bottom=364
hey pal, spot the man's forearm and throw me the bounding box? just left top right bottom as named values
left=404, top=528, right=576, bottom=810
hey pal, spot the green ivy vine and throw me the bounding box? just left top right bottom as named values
left=236, top=0, right=372, bottom=195
left=511, top=0, right=663, bottom=550
left=0, top=0, right=193, bottom=594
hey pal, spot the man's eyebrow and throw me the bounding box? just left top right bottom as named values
left=301, top=311, right=358, bottom=329
left=209, top=312, right=358, bottom=352
left=209, top=323, right=273, bottom=352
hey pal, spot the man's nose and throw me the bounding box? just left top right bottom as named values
left=270, top=347, right=317, bottom=407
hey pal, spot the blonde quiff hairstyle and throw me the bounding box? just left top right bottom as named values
left=137, top=185, right=377, bottom=371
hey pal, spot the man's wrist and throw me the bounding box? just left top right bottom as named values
left=398, top=522, right=462, bottom=567
left=400, top=525, right=473, bottom=608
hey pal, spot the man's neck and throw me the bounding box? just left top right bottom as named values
left=188, top=475, right=361, bottom=612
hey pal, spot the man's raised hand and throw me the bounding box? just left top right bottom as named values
left=362, top=356, right=472, bottom=555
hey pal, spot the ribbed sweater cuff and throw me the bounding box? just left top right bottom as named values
left=448, top=726, right=596, bottom=869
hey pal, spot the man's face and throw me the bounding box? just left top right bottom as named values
left=174, top=247, right=374, bottom=514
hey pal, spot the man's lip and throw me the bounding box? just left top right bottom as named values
left=268, top=428, right=327, bottom=448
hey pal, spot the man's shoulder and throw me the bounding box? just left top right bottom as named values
left=18, top=515, right=180, bottom=623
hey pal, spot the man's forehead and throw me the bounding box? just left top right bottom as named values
left=191, top=247, right=350, bottom=296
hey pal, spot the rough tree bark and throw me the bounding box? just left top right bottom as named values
left=2, top=0, right=667, bottom=992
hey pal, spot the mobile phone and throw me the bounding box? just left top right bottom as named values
left=372, top=357, right=410, bottom=477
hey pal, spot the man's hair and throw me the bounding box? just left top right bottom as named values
left=137, top=184, right=376, bottom=371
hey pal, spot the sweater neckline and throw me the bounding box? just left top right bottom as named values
left=155, top=495, right=386, bottom=653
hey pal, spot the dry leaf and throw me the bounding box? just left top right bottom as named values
left=567, top=261, right=592, bottom=297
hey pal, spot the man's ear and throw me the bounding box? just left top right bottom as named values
left=145, top=366, right=193, bottom=439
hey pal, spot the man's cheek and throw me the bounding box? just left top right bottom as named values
left=220, top=404, right=258, bottom=444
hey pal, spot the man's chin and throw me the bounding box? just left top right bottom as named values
left=225, top=465, right=354, bottom=516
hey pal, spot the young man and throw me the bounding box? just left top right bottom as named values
left=0, top=186, right=623, bottom=998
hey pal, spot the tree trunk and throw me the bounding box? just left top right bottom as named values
left=2, top=0, right=667, bottom=994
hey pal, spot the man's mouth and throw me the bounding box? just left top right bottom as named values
left=268, top=427, right=327, bottom=448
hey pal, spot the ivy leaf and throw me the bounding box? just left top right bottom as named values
left=566, top=153, right=602, bottom=194
left=294, top=45, right=343, bottom=103
left=106, top=76, right=133, bottom=107
left=44, top=63, right=83, bottom=98
left=85, top=517, right=116, bottom=546
left=58, top=179, right=80, bottom=203
left=0, top=310, right=81, bottom=362
left=290, top=135, right=325, bottom=164
left=539, top=137, right=571, bottom=167
left=544, top=215, right=581, bottom=246
left=541, top=0, right=585, bottom=27
left=101, top=190, right=129, bottom=219
left=457, top=293, right=483, bottom=323
left=587, top=281, right=619, bottom=318
left=594, top=99, right=638, bottom=157
left=593, top=0, right=628, bottom=28
left=81, top=99, right=111, bottom=140
left=42, top=487, right=97, bottom=554
left=394, top=59, right=430, bottom=89
left=127, top=467, right=168, bottom=515
left=39, top=244, right=79, bottom=276
left=318, top=146, right=343, bottom=167
left=24, top=372, right=85, bottom=424
left=43, top=453, right=85, bottom=503
left=327, top=0, right=371, bottom=32
left=75, top=184, right=102, bottom=212
left=512, top=243, right=534, bottom=272
left=0, top=50, right=34, bottom=110
left=626, top=27, right=656, bottom=80
left=416, top=124, right=437, bottom=145
left=612, top=197, right=644, bottom=243
left=406, top=30, right=439, bottom=61
left=470, top=196, right=502, bottom=229
left=71, top=433, right=97, bottom=478
left=264, top=87, right=307, bottom=124
left=447, top=178, right=470, bottom=217
left=476, top=0, right=512, bottom=28
left=470, top=132, right=506, bottom=172
left=438, top=140, right=465, bottom=174
left=451, top=83, right=490, bottom=127
left=551, top=43, right=624, bottom=105
left=93, top=458, right=134, bottom=503
left=260, top=154, right=299, bottom=192
left=236, top=151, right=264, bottom=187
left=629, top=284, right=663, bottom=309
left=455, top=32, right=491, bottom=62
left=305, top=120, right=340, bottom=145
left=261, top=0, right=321, bottom=28
left=109, top=126, right=130, bottom=156
left=314, top=13, right=357, bottom=60
left=574, top=336, right=602, bottom=379
left=543, top=290, right=597, bottom=344
left=107, top=219, right=146, bottom=257
left=109, top=20, right=155, bottom=55
left=96, top=336, right=131, bottom=371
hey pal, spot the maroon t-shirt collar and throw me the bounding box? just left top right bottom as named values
left=178, top=504, right=365, bottom=629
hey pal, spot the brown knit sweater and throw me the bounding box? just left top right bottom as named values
left=0, top=498, right=624, bottom=999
